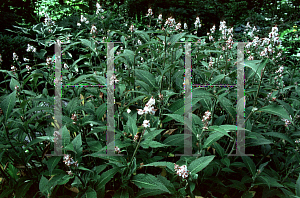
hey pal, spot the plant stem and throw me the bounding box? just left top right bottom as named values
left=127, top=128, right=146, bottom=174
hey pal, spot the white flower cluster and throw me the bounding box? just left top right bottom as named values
left=244, top=22, right=259, bottom=37
left=11, top=65, right=17, bottom=72
left=13, top=52, right=18, bottom=61
left=137, top=96, right=157, bottom=116
left=133, top=134, right=139, bottom=142
left=202, top=110, right=211, bottom=130
left=164, top=16, right=176, bottom=28
left=46, top=57, right=53, bottom=68
left=281, top=115, right=292, bottom=127
left=81, top=15, right=89, bottom=24
left=44, top=13, right=55, bottom=26
left=194, top=16, right=201, bottom=29
left=265, top=92, right=276, bottom=103
left=90, top=25, right=97, bottom=34
left=64, top=63, right=69, bottom=69
left=142, top=120, right=150, bottom=128
left=208, top=57, right=214, bottom=70
left=15, top=85, right=19, bottom=90
left=247, top=55, right=254, bottom=60
left=26, top=65, right=32, bottom=73
left=157, top=13, right=163, bottom=24
left=174, top=164, right=189, bottom=179
left=23, top=57, right=30, bottom=62
left=129, top=24, right=135, bottom=32
left=210, top=24, right=216, bottom=33
left=175, top=22, right=181, bottom=31
left=115, top=146, right=121, bottom=154
left=146, top=7, right=153, bottom=17
left=184, top=23, right=188, bottom=30
left=243, top=23, right=283, bottom=61
left=71, top=113, right=77, bottom=124
left=26, top=44, right=36, bottom=53
left=109, top=74, right=119, bottom=85
left=63, top=154, right=78, bottom=167
left=274, top=65, right=285, bottom=88
left=96, top=2, right=105, bottom=15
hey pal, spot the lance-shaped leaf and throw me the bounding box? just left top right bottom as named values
left=188, top=156, right=215, bottom=174
left=0, top=91, right=17, bottom=123
left=258, top=104, right=292, bottom=123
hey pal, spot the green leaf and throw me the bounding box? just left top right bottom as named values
left=244, top=59, right=264, bottom=79
left=80, top=39, right=96, bottom=53
left=47, top=156, right=62, bottom=176
left=0, top=91, right=17, bottom=123
left=15, top=180, right=34, bottom=198
left=296, top=174, right=300, bottom=196
left=210, top=74, right=226, bottom=84
left=132, top=174, right=171, bottom=193
left=24, top=136, right=53, bottom=150
left=135, top=69, right=157, bottom=90
left=258, top=105, right=292, bottom=123
left=263, top=132, right=294, bottom=145
left=241, top=156, right=256, bottom=177
left=203, top=132, right=224, bottom=148
left=140, top=141, right=169, bottom=149
left=212, top=142, right=225, bottom=158
left=217, top=94, right=236, bottom=121
left=96, top=103, right=107, bottom=120
left=82, top=187, right=97, bottom=198
left=135, top=189, right=166, bottom=198
left=192, top=88, right=214, bottom=98
left=142, top=129, right=164, bottom=141
left=142, top=162, right=174, bottom=172
left=10, top=78, right=20, bottom=91
left=127, top=115, right=137, bottom=135
left=162, top=114, right=184, bottom=125
left=255, top=175, right=284, bottom=189
left=227, top=180, right=247, bottom=191
left=157, top=175, right=176, bottom=194
left=167, top=32, right=187, bottom=47
left=95, top=167, right=120, bottom=191
left=68, top=74, right=96, bottom=85
left=163, top=134, right=184, bottom=146
left=276, top=99, right=294, bottom=117
left=39, top=175, right=50, bottom=193
left=188, top=156, right=215, bottom=174
left=61, top=125, right=70, bottom=148
left=72, top=133, right=83, bottom=157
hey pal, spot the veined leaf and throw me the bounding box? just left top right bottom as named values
left=241, top=156, right=256, bottom=177
left=0, top=91, right=17, bottom=123
left=132, top=174, right=171, bottom=194
left=96, top=167, right=120, bottom=191
left=188, top=156, right=215, bottom=174
left=203, top=132, right=224, bottom=148
left=135, top=69, right=157, bottom=90
left=259, top=105, right=292, bottom=123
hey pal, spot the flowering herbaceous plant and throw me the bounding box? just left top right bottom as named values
left=0, top=1, right=300, bottom=198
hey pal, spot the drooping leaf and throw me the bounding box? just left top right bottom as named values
left=0, top=91, right=17, bottom=123
left=241, top=156, right=256, bottom=177
left=258, top=105, right=292, bottom=123
left=132, top=174, right=171, bottom=194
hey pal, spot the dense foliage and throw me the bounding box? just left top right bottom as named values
left=0, top=0, right=300, bottom=197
